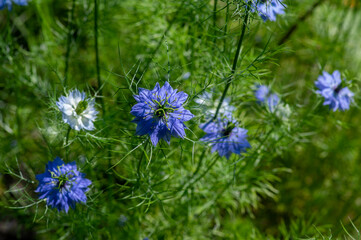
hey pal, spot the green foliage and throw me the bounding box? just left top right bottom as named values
left=1, top=0, right=361, bottom=239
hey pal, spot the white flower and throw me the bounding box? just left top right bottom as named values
left=275, top=103, right=291, bottom=120
left=56, top=89, right=98, bottom=131
left=195, top=91, right=235, bottom=119
left=275, top=103, right=292, bottom=131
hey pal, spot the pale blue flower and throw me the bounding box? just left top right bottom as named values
left=255, top=85, right=280, bottom=112
left=250, top=0, right=286, bottom=22
left=315, top=71, right=354, bottom=111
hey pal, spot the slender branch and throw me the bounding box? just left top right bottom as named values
left=213, top=6, right=250, bottom=120
left=223, top=0, right=230, bottom=53
left=278, top=0, right=325, bottom=45
left=137, top=141, right=149, bottom=181
left=181, top=155, right=219, bottom=197
left=64, top=0, right=76, bottom=86
left=65, top=126, right=71, bottom=161
left=94, top=0, right=105, bottom=115
left=212, top=0, right=218, bottom=45
left=191, top=148, right=207, bottom=179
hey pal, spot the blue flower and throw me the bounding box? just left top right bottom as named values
left=35, top=157, right=92, bottom=213
left=255, top=85, right=280, bottom=112
left=315, top=70, right=354, bottom=111
left=56, top=89, right=98, bottom=131
left=131, top=82, right=194, bottom=146
left=0, top=0, right=28, bottom=10
left=182, top=72, right=191, bottom=80
left=118, top=215, right=128, bottom=227
left=250, top=0, right=286, bottom=22
left=200, top=118, right=251, bottom=159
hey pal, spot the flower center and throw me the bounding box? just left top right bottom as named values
left=334, top=85, right=342, bottom=94
left=222, top=122, right=236, bottom=137
left=155, top=105, right=167, bottom=118
left=153, top=100, right=174, bottom=119
left=56, top=174, right=70, bottom=189
left=75, top=100, right=88, bottom=115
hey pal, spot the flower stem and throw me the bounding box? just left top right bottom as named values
left=223, top=0, right=230, bottom=53
left=64, top=0, right=76, bottom=86
left=212, top=0, right=218, bottom=46
left=278, top=0, right=325, bottom=45
left=191, top=148, right=207, bottom=178
left=94, top=0, right=105, bottom=115
left=181, top=155, right=219, bottom=197
left=212, top=6, right=250, bottom=120
left=137, top=140, right=149, bottom=181
left=65, top=126, right=71, bottom=161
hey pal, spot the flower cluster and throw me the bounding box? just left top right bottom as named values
left=31, top=0, right=354, bottom=217
left=56, top=89, right=98, bottom=131
left=38, top=71, right=354, bottom=213
left=315, top=70, right=354, bottom=111
left=250, top=0, right=286, bottom=22
left=255, top=85, right=280, bottom=112
left=0, top=0, right=27, bottom=10
left=200, top=118, right=251, bottom=159
left=131, top=82, right=194, bottom=146
left=35, top=157, right=92, bottom=213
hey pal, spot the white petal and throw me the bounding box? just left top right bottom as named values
left=62, top=104, right=75, bottom=116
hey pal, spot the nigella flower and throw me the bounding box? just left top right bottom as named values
left=35, top=157, right=92, bottom=213
left=195, top=91, right=235, bottom=119
left=315, top=70, right=354, bottom=111
left=118, top=215, right=128, bottom=227
left=0, top=0, right=28, bottom=10
left=130, top=81, right=194, bottom=146
left=200, top=118, right=251, bottom=159
left=255, top=85, right=280, bottom=112
left=56, top=89, right=98, bottom=131
left=250, top=0, right=286, bottom=22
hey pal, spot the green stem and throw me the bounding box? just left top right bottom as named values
left=213, top=6, right=250, bottom=120
left=191, top=148, right=207, bottom=178
left=65, top=126, right=71, bottom=161
left=137, top=141, right=149, bottom=181
left=15, top=90, right=21, bottom=142
left=199, top=129, right=275, bottom=215
left=181, top=156, right=219, bottom=197
left=223, top=0, right=230, bottom=53
left=64, top=0, right=76, bottom=86
left=94, top=0, right=105, bottom=115
left=278, top=0, right=324, bottom=45
left=6, top=10, right=11, bottom=42
left=212, top=0, right=218, bottom=45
